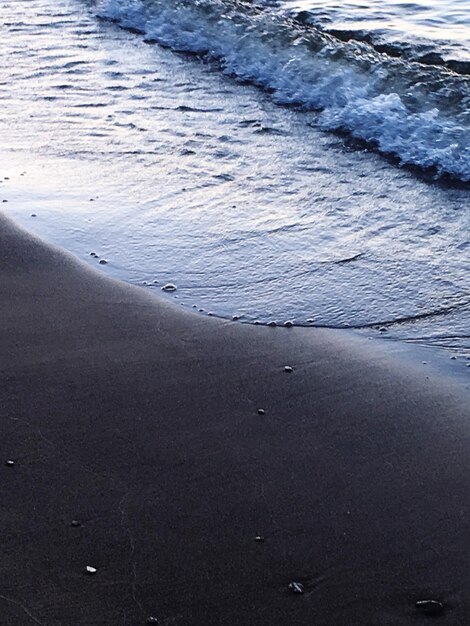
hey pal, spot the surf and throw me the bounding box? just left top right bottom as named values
left=97, top=0, right=470, bottom=182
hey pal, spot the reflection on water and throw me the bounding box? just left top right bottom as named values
left=282, top=0, right=470, bottom=61
left=1, top=0, right=470, bottom=354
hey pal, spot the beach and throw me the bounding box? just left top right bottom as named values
left=3, top=0, right=470, bottom=350
left=2, top=0, right=470, bottom=622
left=2, top=211, right=470, bottom=625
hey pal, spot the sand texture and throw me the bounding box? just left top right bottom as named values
left=1, top=213, right=470, bottom=625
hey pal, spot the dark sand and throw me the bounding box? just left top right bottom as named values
left=1, top=212, right=470, bottom=625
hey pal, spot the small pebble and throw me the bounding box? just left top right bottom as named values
left=162, top=283, right=177, bottom=293
left=99, top=259, right=108, bottom=265
left=466, top=363, right=470, bottom=368
left=268, top=321, right=277, bottom=327
left=288, top=582, right=304, bottom=594
left=450, top=356, right=457, bottom=360
left=89, top=198, right=94, bottom=202
left=31, top=213, right=37, bottom=218
left=90, top=252, right=98, bottom=257
left=4, top=177, right=9, bottom=180
left=422, top=361, right=427, bottom=365
left=415, top=600, right=444, bottom=616
left=146, top=618, right=159, bottom=624
left=257, top=408, right=265, bottom=415
left=232, top=315, right=240, bottom=321
left=306, top=318, right=314, bottom=324
left=284, top=366, right=294, bottom=373
left=70, top=520, right=81, bottom=527
left=208, top=312, right=213, bottom=316
left=284, top=321, right=294, bottom=328
left=198, top=308, right=205, bottom=313
left=85, top=566, right=97, bottom=575
left=2, top=199, right=8, bottom=203
left=153, top=279, right=159, bottom=284
left=379, top=327, right=387, bottom=332
left=5, top=460, right=15, bottom=467
left=254, top=535, right=264, bottom=542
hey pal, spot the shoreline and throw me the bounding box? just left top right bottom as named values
left=1, top=211, right=470, bottom=625
left=3, top=148, right=469, bottom=356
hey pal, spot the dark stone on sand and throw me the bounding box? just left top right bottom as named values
left=31, top=214, right=37, bottom=218
left=2, top=199, right=8, bottom=203
left=268, top=321, right=277, bottom=327
left=257, top=408, right=265, bottom=415
left=284, top=366, right=294, bottom=373
left=232, top=315, right=240, bottom=321
left=288, top=582, right=304, bottom=594
left=307, top=318, right=314, bottom=323
left=162, top=283, right=177, bottom=293
left=89, top=198, right=94, bottom=202
left=71, top=520, right=81, bottom=527
left=379, top=327, right=387, bottom=332
left=284, top=321, right=294, bottom=328
left=415, top=600, right=444, bottom=616
left=5, top=460, right=15, bottom=467
left=99, top=259, right=108, bottom=265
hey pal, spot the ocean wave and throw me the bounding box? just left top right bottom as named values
left=96, top=0, right=470, bottom=181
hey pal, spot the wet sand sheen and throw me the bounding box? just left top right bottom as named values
left=1, top=212, right=470, bottom=624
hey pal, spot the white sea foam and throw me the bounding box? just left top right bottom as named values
left=97, top=0, right=470, bottom=181
left=4, top=0, right=470, bottom=350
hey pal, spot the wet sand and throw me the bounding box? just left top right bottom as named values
left=1, top=212, right=470, bottom=625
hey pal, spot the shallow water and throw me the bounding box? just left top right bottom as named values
left=1, top=0, right=470, bottom=354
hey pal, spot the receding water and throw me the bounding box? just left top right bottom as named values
left=1, top=0, right=470, bottom=354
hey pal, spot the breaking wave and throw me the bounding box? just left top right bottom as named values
left=97, top=0, right=470, bottom=181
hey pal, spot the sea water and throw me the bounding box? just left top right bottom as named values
left=1, top=0, right=469, bottom=351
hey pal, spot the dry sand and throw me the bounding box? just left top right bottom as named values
left=1, top=212, right=470, bottom=625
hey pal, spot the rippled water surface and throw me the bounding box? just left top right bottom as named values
left=1, top=0, right=470, bottom=353
left=283, top=0, right=470, bottom=63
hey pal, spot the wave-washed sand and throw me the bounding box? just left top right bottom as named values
left=1, top=211, right=470, bottom=625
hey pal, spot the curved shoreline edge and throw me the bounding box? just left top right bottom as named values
left=1, top=211, right=470, bottom=625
